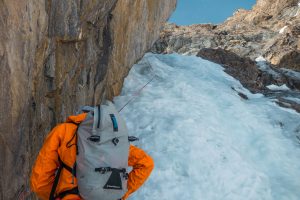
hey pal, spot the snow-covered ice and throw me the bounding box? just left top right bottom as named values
left=114, top=53, right=300, bottom=200
left=266, top=84, right=290, bottom=91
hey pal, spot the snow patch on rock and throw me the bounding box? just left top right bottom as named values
left=255, top=56, right=267, bottom=62
left=279, top=26, right=288, bottom=34
left=266, top=84, right=290, bottom=91
left=284, top=97, right=300, bottom=104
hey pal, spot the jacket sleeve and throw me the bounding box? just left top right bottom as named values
left=122, top=145, right=154, bottom=199
left=30, top=124, right=65, bottom=200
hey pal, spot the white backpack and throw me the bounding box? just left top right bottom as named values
left=76, top=101, right=130, bottom=200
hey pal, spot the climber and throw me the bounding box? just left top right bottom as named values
left=30, top=102, right=154, bottom=200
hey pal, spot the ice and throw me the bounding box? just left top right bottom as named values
left=266, top=84, right=290, bottom=91
left=279, top=26, right=288, bottom=34
left=114, top=53, right=300, bottom=200
left=256, top=57, right=281, bottom=79
left=281, top=68, right=300, bottom=79
left=283, top=97, right=300, bottom=104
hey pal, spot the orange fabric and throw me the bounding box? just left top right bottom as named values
left=123, top=145, right=154, bottom=199
left=30, top=113, right=154, bottom=200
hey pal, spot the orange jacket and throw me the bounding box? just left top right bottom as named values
left=31, top=113, right=154, bottom=200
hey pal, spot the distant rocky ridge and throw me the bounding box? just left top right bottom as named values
left=0, top=1, right=176, bottom=199
left=153, top=0, right=300, bottom=70
left=152, top=0, right=300, bottom=112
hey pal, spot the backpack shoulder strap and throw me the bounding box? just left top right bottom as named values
left=65, top=122, right=80, bottom=155
left=55, top=187, right=79, bottom=199
left=49, top=122, right=79, bottom=200
left=49, top=157, right=63, bottom=200
left=49, top=156, right=78, bottom=200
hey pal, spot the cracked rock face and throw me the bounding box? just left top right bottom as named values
left=152, top=0, right=300, bottom=70
left=0, top=0, right=176, bottom=199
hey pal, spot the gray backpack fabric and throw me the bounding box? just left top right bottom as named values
left=76, top=101, right=130, bottom=200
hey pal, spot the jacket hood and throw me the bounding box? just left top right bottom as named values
left=66, top=113, right=87, bottom=124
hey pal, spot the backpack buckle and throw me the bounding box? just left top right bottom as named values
left=123, top=172, right=129, bottom=180
left=95, top=167, right=111, bottom=174
left=87, top=135, right=100, bottom=142
left=128, top=136, right=139, bottom=142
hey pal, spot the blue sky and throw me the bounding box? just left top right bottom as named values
left=169, top=0, right=256, bottom=25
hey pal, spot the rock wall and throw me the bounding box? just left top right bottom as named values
left=0, top=0, right=176, bottom=199
left=153, top=0, right=299, bottom=70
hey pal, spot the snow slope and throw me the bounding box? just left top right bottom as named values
left=114, top=53, right=300, bottom=200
